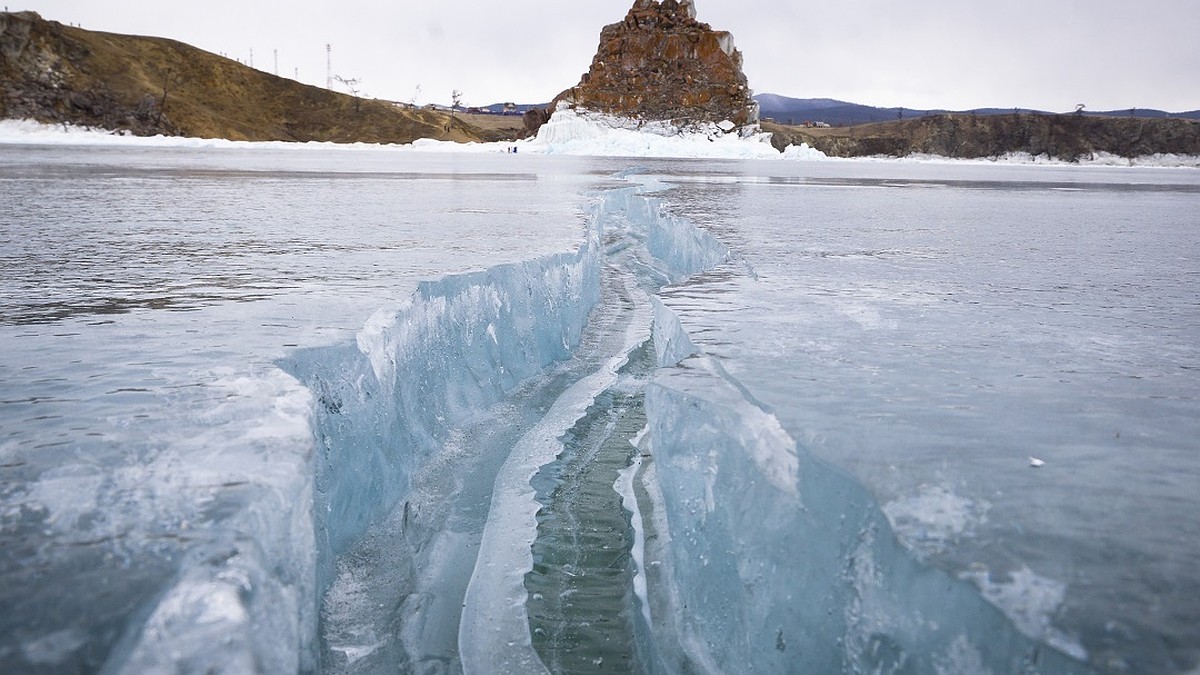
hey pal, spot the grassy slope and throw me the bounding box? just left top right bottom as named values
left=1, top=11, right=516, bottom=144
left=456, top=111, right=527, bottom=142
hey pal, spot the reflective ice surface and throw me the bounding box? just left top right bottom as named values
left=650, top=161, right=1200, bottom=673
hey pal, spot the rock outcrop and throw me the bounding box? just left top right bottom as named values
left=0, top=11, right=176, bottom=135
left=551, top=0, right=758, bottom=129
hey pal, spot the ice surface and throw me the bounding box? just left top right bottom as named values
left=4, top=131, right=1198, bottom=674
left=0, top=144, right=608, bottom=672
left=646, top=161, right=1200, bottom=673
left=640, top=337, right=1091, bottom=674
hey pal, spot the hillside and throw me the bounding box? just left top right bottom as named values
left=764, top=112, right=1200, bottom=160
left=0, top=11, right=491, bottom=143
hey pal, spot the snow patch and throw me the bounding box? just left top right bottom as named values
left=525, top=107, right=786, bottom=159
left=883, top=484, right=989, bottom=558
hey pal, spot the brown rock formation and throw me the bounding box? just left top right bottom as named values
left=552, top=0, right=758, bottom=129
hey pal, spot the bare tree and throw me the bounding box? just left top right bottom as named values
left=335, top=75, right=363, bottom=113
left=451, top=90, right=463, bottom=113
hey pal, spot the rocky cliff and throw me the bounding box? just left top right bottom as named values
left=764, top=113, right=1200, bottom=161
left=0, top=11, right=482, bottom=143
left=551, top=0, right=757, bottom=129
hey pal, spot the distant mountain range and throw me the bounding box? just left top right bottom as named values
left=754, top=93, right=1200, bottom=127
left=475, top=95, right=1200, bottom=126
left=475, top=100, right=547, bottom=114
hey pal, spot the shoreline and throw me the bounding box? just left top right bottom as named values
left=3, top=117, right=1198, bottom=168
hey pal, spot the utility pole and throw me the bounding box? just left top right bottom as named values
left=274, top=49, right=278, bottom=76
left=250, top=47, right=254, bottom=69
left=326, top=44, right=332, bottom=90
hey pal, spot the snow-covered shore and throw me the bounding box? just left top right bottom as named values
left=2, top=113, right=1197, bottom=167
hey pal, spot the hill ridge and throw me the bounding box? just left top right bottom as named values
left=755, top=92, right=1200, bottom=127
left=0, top=10, right=485, bottom=143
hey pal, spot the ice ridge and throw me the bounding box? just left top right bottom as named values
left=272, top=174, right=732, bottom=672
left=456, top=179, right=732, bottom=673
left=281, top=224, right=602, bottom=597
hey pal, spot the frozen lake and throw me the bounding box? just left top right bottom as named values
left=1, top=142, right=1197, bottom=674
left=650, top=161, right=1200, bottom=673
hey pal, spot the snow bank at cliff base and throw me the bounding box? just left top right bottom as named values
left=0, top=114, right=827, bottom=160
left=524, top=107, right=807, bottom=159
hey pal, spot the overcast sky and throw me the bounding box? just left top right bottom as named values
left=15, top=0, right=1200, bottom=112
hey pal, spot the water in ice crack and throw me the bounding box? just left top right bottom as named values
left=526, top=339, right=655, bottom=674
